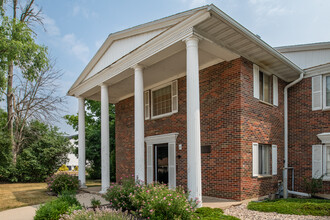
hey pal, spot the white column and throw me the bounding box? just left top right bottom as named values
left=134, top=65, right=145, bottom=182
left=185, top=36, right=202, bottom=207
left=78, top=97, right=86, bottom=188
left=100, top=84, right=110, bottom=193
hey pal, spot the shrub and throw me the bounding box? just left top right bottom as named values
left=91, top=198, right=101, bottom=209
left=59, top=208, right=133, bottom=220
left=303, top=176, right=324, bottom=196
left=59, top=165, right=69, bottom=171
left=103, top=175, right=142, bottom=211
left=47, top=173, right=80, bottom=195
left=34, top=192, right=82, bottom=220
left=130, top=183, right=197, bottom=220
left=194, top=207, right=239, bottom=220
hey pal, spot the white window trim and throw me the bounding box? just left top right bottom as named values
left=323, top=74, right=330, bottom=110
left=150, top=81, right=177, bottom=120
left=253, top=142, right=274, bottom=178
left=323, top=145, right=330, bottom=181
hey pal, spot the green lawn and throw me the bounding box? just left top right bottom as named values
left=247, top=198, right=330, bottom=216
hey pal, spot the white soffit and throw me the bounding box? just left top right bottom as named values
left=85, top=28, right=166, bottom=80
left=317, top=133, right=330, bottom=144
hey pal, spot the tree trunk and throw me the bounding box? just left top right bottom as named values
left=7, top=60, right=16, bottom=163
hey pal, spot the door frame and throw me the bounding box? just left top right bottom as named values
left=145, top=133, right=178, bottom=188
left=154, top=143, right=168, bottom=184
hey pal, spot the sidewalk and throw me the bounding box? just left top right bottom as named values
left=0, top=205, right=39, bottom=220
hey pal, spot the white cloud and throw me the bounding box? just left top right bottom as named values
left=248, top=0, right=290, bottom=17
left=72, top=5, right=98, bottom=19
left=95, top=39, right=104, bottom=49
left=43, top=14, right=60, bottom=36
left=62, top=34, right=90, bottom=64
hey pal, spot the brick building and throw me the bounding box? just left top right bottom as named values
left=68, top=5, right=330, bottom=203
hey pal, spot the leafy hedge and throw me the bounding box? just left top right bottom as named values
left=46, top=173, right=80, bottom=195
left=34, top=192, right=82, bottom=220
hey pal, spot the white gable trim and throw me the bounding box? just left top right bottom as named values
left=69, top=10, right=211, bottom=97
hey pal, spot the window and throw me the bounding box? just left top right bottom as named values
left=252, top=143, right=277, bottom=177
left=144, top=80, right=178, bottom=120
left=258, top=144, right=271, bottom=175
left=253, top=64, right=278, bottom=106
left=152, top=85, right=172, bottom=117
left=259, top=72, right=271, bottom=103
left=312, top=74, right=330, bottom=110
left=312, top=144, right=330, bottom=180
left=325, top=75, right=330, bottom=108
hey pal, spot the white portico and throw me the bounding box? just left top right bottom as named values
left=68, top=4, right=302, bottom=205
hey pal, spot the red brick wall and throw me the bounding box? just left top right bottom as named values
left=288, top=77, right=330, bottom=193
left=239, top=58, right=285, bottom=200
left=115, top=57, right=286, bottom=200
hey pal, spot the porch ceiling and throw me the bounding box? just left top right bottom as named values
left=86, top=39, right=239, bottom=103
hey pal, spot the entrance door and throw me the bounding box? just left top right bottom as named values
left=154, top=143, right=168, bottom=184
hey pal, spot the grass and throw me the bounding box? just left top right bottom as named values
left=247, top=198, right=330, bottom=216
left=0, top=182, right=55, bottom=211
left=194, top=207, right=240, bottom=220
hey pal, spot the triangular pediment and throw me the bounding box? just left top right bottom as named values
left=85, top=28, right=167, bottom=80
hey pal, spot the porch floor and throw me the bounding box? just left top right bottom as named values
left=81, top=186, right=243, bottom=209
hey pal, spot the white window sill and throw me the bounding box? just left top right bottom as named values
left=150, top=111, right=176, bottom=120
left=256, top=174, right=272, bottom=179
left=258, top=100, right=274, bottom=107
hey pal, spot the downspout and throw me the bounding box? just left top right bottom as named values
left=283, top=72, right=304, bottom=199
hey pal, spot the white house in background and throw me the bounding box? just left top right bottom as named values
left=66, top=138, right=79, bottom=171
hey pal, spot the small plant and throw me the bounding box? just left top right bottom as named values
left=103, top=175, right=142, bottom=211
left=91, top=197, right=101, bottom=209
left=130, top=183, right=198, bottom=220
left=46, top=173, right=80, bottom=195
left=303, top=175, right=324, bottom=196
left=58, top=165, right=69, bottom=172
left=59, top=208, right=133, bottom=220
left=34, top=191, right=82, bottom=220
left=73, top=166, right=78, bottom=171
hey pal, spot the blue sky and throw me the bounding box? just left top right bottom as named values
left=30, top=0, right=330, bottom=134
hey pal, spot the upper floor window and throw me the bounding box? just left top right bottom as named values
left=259, top=71, right=271, bottom=103
left=312, top=74, right=330, bottom=111
left=144, top=80, right=178, bottom=120
left=253, top=64, right=278, bottom=106
left=326, top=75, right=330, bottom=107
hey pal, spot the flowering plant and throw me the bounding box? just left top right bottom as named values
left=60, top=208, right=133, bottom=220
left=102, top=175, right=142, bottom=211
left=130, top=183, right=198, bottom=220
left=46, top=172, right=80, bottom=194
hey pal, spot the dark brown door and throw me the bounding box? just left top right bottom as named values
left=155, top=143, right=168, bottom=184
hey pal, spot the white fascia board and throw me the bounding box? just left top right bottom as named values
left=276, top=42, right=330, bottom=53
left=207, top=4, right=304, bottom=77
left=69, top=10, right=211, bottom=97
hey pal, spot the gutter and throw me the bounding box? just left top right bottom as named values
left=283, top=72, right=304, bottom=198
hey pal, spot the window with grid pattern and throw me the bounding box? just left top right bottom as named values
left=152, top=85, right=172, bottom=117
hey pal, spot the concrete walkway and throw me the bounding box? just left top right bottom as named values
left=0, top=205, right=39, bottom=220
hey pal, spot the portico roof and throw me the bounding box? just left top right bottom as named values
left=68, top=4, right=304, bottom=103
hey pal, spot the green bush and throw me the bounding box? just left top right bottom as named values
left=46, top=173, right=80, bottom=195
left=303, top=176, right=324, bottom=196
left=91, top=198, right=101, bottom=209
left=247, top=198, right=330, bottom=216
left=103, top=176, right=198, bottom=220
left=130, top=183, right=197, bottom=220
left=103, top=175, right=142, bottom=211
left=59, top=208, right=133, bottom=220
left=194, top=207, right=239, bottom=220
left=34, top=192, right=82, bottom=220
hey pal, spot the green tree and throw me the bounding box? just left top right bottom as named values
left=65, top=100, right=116, bottom=181
left=15, top=120, right=71, bottom=182
left=0, top=0, right=49, bottom=163
left=0, top=108, right=13, bottom=182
